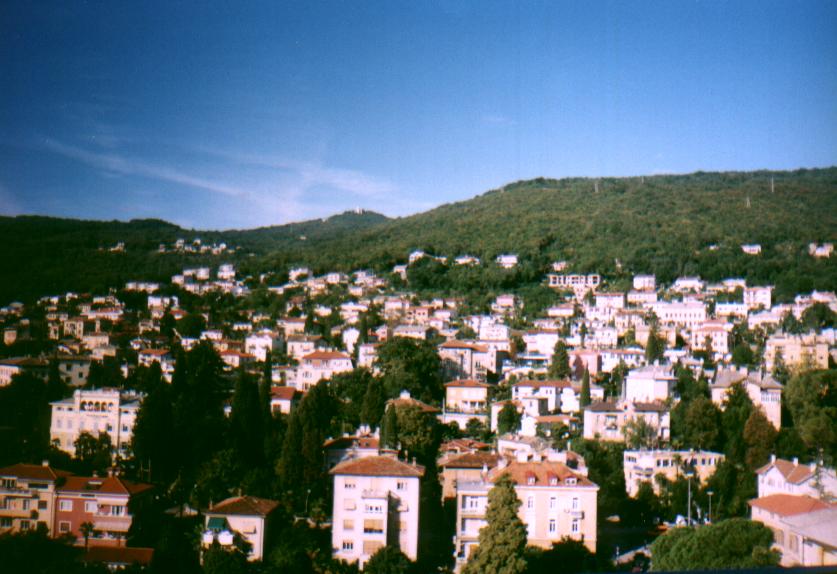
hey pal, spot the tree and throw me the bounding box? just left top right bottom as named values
left=548, top=340, right=571, bottom=379
left=579, top=368, right=591, bottom=408
left=131, top=380, right=176, bottom=483
left=203, top=544, right=251, bottom=574
left=462, top=474, right=527, bottom=574
left=623, top=417, right=658, bottom=449
left=785, top=369, right=837, bottom=459
left=230, top=370, right=264, bottom=466
left=525, top=537, right=600, bottom=574
left=645, top=326, right=665, bottom=363
left=721, top=382, right=755, bottom=464
left=380, top=406, right=399, bottom=450
left=364, top=545, right=413, bottom=574
left=465, top=418, right=491, bottom=442
left=394, top=404, right=439, bottom=465
left=360, top=378, right=387, bottom=428
left=731, top=343, right=755, bottom=367
left=650, top=518, right=779, bottom=570
left=800, top=302, right=836, bottom=331
left=743, top=409, right=778, bottom=470
left=79, top=521, right=96, bottom=550
left=376, top=338, right=443, bottom=404
left=497, top=403, right=522, bottom=436
left=680, top=396, right=722, bottom=451
left=73, top=431, right=112, bottom=474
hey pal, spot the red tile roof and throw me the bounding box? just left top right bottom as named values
left=303, top=351, right=351, bottom=361
left=439, top=451, right=501, bottom=470
left=444, top=379, right=489, bottom=388
left=755, top=458, right=816, bottom=484
left=489, top=460, right=596, bottom=488
left=324, top=436, right=380, bottom=451
left=0, top=463, right=72, bottom=481
left=58, top=475, right=153, bottom=496
left=270, top=386, right=299, bottom=400
left=330, top=455, right=425, bottom=478
left=208, top=495, right=279, bottom=517
left=514, top=379, right=573, bottom=389
left=749, top=494, right=833, bottom=517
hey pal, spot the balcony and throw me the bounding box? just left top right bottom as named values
left=361, top=490, right=388, bottom=500
left=459, top=506, right=484, bottom=517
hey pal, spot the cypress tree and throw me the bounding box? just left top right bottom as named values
left=548, top=340, right=571, bottom=379
left=380, top=406, right=399, bottom=450
left=580, top=368, right=591, bottom=408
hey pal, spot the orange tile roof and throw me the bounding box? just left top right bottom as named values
left=749, top=494, right=832, bottom=517
left=387, top=397, right=440, bottom=414
left=58, top=475, right=153, bottom=496
left=83, top=546, right=154, bottom=566
left=755, top=458, right=816, bottom=484
left=324, top=436, right=380, bottom=450
left=303, top=351, right=352, bottom=361
left=514, top=379, right=573, bottom=389
left=329, top=455, right=425, bottom=478
left=489, top=460, right=596, bottom=488
left=444, top=379, right=489, bottom=388
left=270, top=386, right=299, bottom=400
left=0, top=463, right=72, bottom=481
left=208, top=495, right=279, bottom=517
left=439, top=451, right=500, bottom=470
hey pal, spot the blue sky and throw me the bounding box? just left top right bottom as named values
left=1, top=1, right=835, bottom=229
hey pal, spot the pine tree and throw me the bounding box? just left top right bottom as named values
left=580, top=368, right=591, bottom=408
left=548, top=340, right=571, bottom=379
left=462, top=474, right=527, bottom=574
left=276, top=410, right=303, bottom=491
left=646, top=326, right=665, bottom=363
left=360, top=378, right=386, bottom=428
left=230, top=370, right=264, bottom=466
left=381, top=406, right=399, bottom=450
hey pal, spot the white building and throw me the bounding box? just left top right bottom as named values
left=633, top=275, right=656, bottom=291
left=245, top=331, right=282, bottom=362
left=293, top=351, right=353, bottom=391
left=50, top=388, right=141, bottom=457
left=623, top=365, right=677, bottom=403
left=330, top=455, right=424, bottom=569
left=202, top=496, right=279, bottom=561
left=623, top=449, right=724, bottom=497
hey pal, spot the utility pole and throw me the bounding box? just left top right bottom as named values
left=686, top=471, right=694, bottom=526
left=707, top=490, right=714, bottom=524
left=770, top=177, right=775, bottom=194
left=594, top=180, right=599, bottom=193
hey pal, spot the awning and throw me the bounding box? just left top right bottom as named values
left=207, top=517, right=229, bottom=532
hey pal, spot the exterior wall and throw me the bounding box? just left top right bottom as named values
left=294, top=357, right=353, bottom=391
left=583, top=405, right=669, bottom=443
left=0, top=477, right=56, bottom=535
left=623, top=450, right=724, bottom=496
left=443, top=385, right=489, bottom=430
left=54, top=493, right=132, bottom=546
left=764, top=336, right=829, bottom=371
left=331, top=474, right=421, bottom=569
left=50, top=389, right=139, bottom=457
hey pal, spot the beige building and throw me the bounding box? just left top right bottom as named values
left=711, top=368, right=782, bottom=429
left=623, top=449, right=724, bottom=497
left=583, top=400, right=670, bottom=443
left=0, top=462, right=71, bottom=535
left=50, top=388, right=141, bottom=458
left=330, top=455, right=424, bottom=569
left=438, top=451, right=501, bottom=500
left=202, top=496, right=279, bottom=561
left=442, top=380, right=489, bottom=429
left=749, top=494, right=837, bottom=567
left=764, top=333, right=829, bottom=371
left=292, top=350, right=353, bottom=391
left=453, top=454, right=598, bottom=570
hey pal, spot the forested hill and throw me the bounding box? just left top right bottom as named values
left=1, top=168, right=836, bottom=304
left=0, top=210, right=389, bottom=304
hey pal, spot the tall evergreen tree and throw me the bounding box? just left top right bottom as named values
left=380, top=406, right=399, bottom=450
left=580, top=368, right=591, bottom=408
left=645, top=326, right=665, bottom=363
left=462, top=474, right=527, bottom=574
left=548, top=340, right=571, bottom=379
left=230, top=370, right=265, bottom=466
left=361, top=378, right=386, bottom=428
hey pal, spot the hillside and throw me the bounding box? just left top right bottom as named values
left=1, top=168, right=835, bottom=304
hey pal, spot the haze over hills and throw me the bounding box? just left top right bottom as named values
left=1, top=167, right=835, bottom=305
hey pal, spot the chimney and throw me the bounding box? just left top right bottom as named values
left=793, top=457, right=799, bottom=466
left=41, top=460, right=49, bottom=467
left=770, top=454, right=776, bottom=463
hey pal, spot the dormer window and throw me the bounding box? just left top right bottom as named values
left=565, top=478, right=577, bottom=486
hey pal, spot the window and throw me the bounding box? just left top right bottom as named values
left=364, top=504, right=383, bottom=514
left=59, top=500, right=72, bottom=512
left=0, top=518, right=11, bottom=528
left=110, top=506, right=125, bottom=516
left=343, top=520, right=354, bottom=531
left=341, top=540, right=354, bottom=551
left=59, top=521, right=71, bottom=533
left=572, top=497, right=579, bottom=510
left=571, top=519, right=579, bottom=533
left=21, top=499, right=30, bottom=511
left=85, top=501, right=97, bottom=513
left=20, top=520, right=31, bottom=531
left=343, top=498, right=355, bottom=511
left=38, top=500, right=47, bottom=510
left=527, top=496, right=534, bottom=509
left=344, top=481, right=356, bottom=490
left=122, top=425, right=129, bottom=433
left=549, top=519, right=557, bottom=533
left=363, top=540, right=383, bottom=555
left=363, top=519, right=384, bottom=534
left=1, top=479, right=15, bottom=489
left=549, top=497, right=556, bottom=509
left=396, top=481, right=407, bottom=491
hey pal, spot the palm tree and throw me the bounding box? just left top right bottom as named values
left=80, top=521, right=96, bottom=550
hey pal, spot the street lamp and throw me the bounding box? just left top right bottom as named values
left=707, top=490, right=714, bottom=524
left=684, top=471, right=694, bottom=526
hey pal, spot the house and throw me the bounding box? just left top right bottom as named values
left=0, top=357, right=49, bottom=386
left=512, top=380, right=568, bottom=412
left=245, top=331, right=282, bottom=362
left=808, top=243, right=834, bottom=259
left=286, top=335, right=321, bottom=361
left=293, top=351, right=353, bottom=391
left=690, top=320, right=733, bottom=358
left=137, top=348, right=174, bottom=373
left=330, top=455, right=424, bottom=569
left=442, top=380, right=489, bottom=429
left=623, top=364, right=677, bottom=403
left=50, top=389, right=142, bottom=457
left=647, top=301, right=707, bottom=328
left=764, top=333, right=830, bottom=371
left=0, top=462, right=72, bottom=535
left=438, top=451, right=501, bottom=500
left=756, top=456, right=837, bottom=501
left=583, top=400, right=670, bottom=443
left=202, top=496, right=280, bottom=561
left=741, top=244, right=762, bottom=255
left=386, top=391, right=439, bottom=416
left=623, top=449, right=724, bottom=497
left=269, top=386, right=301, bottom=415
left=220, top=350, right=256, bottom=370
left=54, top=474, right=153, bottom=547
left=749, top=494, right=837, bottom=566
left=439, top=340, right=494, bottom=381
left=547, top=274, right=601, bottom=298
left=453, top=454, right=598, bottom=569
left=711, top=368, right=782, bottom=429
left=54, top=356, right=92, bottom=387
left=496, top=254, right=519, bottom=269
left=744, top=286, right=773, bottom=310
left=324, top=435, right=381, bottom=469
left=633, top=275, right=656, bottom=291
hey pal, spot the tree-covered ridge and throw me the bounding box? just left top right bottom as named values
left=1, top=168, right=836, bottom=305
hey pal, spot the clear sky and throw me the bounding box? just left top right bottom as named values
left=1, top=1, right=835, bottom=229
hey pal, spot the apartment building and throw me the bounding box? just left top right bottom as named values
left=764, top=333, right=830, bottom=371
left=50, top=388, right=142, bottom=457
left=330, top=455, right=424, bottom=569
left=0, top=462, right=71, bottom=535
left=453, top=453, right=598, bottom=570
left=202, top=496, right=279, bottom=561
left=54, top=474, right=152, bottom=547
left=292, top=351, right=353, bottom=391
left=623, top=449, right=724, bottom=497
left=583, top=400, right=670, bottom=443
left=756, top=456, right=837, bottom=500
left=749, top=495, right=837, bottom=567
left=711, top=368, right=782, bottom=429
left=623, top=365, right=677, bottom=403
left=441, top=380, right=489, bottom=430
